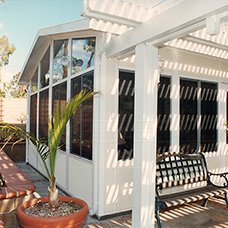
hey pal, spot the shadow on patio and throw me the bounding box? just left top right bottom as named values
left=156, top=198, right=228, bottom=228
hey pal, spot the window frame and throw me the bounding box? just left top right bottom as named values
left=157, top=75, right=171, bottom=154
left=40, top=46, right=50, bottom=89
left=30, top=93, right=38, bottom=138
left=52, top=81, right=67, bottom=151
left=38, top=89, right=49, bottom=142
left=180, top=78, right=218, bottom=153
left=70, top=71, right=94, bottom=160
left=118, top=70, right=135, bottom=161
left=29, top=35, right=97, bottom=161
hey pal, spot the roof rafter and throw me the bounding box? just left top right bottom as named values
left=106, top=0, right=228, bottom=59
left=185, top=35, right=228, bottom=53
left=164, top=37, right=228, bottom=60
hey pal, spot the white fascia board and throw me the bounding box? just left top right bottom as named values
left=38, top=18, right=91, bottom=37
left=18, top=18, right=92, bottom=85
left=106, top=0, right=228, bottom=59
left=18, top=35, right=51, bottom=85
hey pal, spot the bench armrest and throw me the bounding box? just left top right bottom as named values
left=207, top=171, right=228, bottom=188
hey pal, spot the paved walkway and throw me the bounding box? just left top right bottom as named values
left=16, top=162, right=228, bottom=228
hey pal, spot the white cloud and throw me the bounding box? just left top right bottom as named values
left=0, top=23, right=4, bottom=29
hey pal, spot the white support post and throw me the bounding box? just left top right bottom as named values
left=218, top=82, right=227, bottom=170
left=92, top=33, right=119, bottom=217
left=26, top=83, right=30, bottom=163
left=49, top=41, right=54, bottom=120
left=171, top=49, right=179, bottom=152
left=66, top=38, right=72, bottom=192
left=132, top=43, right=158, bottom=228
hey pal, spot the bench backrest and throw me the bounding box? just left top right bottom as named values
left=156, top=152, right=208, bottom=189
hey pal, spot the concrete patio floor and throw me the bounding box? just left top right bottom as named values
left=15, top=162, right=228, bottom=228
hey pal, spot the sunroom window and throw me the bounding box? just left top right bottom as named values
left=40, top=46, right=50, bottom=88
left=39, top=89, right=49, bottom=142
left=52, top=82, right=67, bottom=151
left=30, top=94, right=37, bottom=138
left=180, top=80, right=197, bottom=153
left=118, top=71, right=134, bottom=160
left=117, top=74, right=171, bottom=160
left=71, top=38, right=95, bottom=75
left=180, top=79, right=217, bottom=153
left=157, top=76, right=171, bottom=154
left=53, top=39, right=69, bottom=84
left=31, top=67, right=38, bottom=93
left=201, top=82, right=217, bottom=152
left=70, top=72, right=94, bottom=160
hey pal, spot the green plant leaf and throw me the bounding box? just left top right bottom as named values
left=0, top=89, right=99, bottom=195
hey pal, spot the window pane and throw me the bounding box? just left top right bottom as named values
left=180, top=80, right=198, bottom=153
left=81, top=74, right=93, bottom=160
left=40, top=47, right=50, bottom=88
left=71, top=77, right=81, bottom=156
left=30, top=94, right=37, bottom=138
left=157, top=76, right=170, bottom=154
left=53, top=39, right=69, bottom=84
left=71, top=38, right=95, bottom=75
left=39, top=89, right=49, bottom=141
left=52, top=82, right=67, bottom=151
left=118, top=71, right=134, bottom=160
left=71, top=72, right=94, bottom=160
left=31, top=68, right=38, bottom=93
left=201, top=82, right=217, bottom=152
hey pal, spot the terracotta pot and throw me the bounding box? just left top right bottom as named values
left=17, top=196, right=88, bottom=228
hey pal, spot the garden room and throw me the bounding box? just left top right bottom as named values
left=18, top=0, right=228, bottom=227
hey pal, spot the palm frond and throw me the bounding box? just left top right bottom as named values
left=0, top=89, right=99, bottom=190
left=48, top=89, right=99, bottom=175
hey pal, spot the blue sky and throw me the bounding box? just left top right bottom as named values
left=0, top=0, right=84, bottom=82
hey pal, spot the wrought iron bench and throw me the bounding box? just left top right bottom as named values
left=155, top=152, right=228, bottom=228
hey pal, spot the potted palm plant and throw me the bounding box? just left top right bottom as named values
left=0, top=89, right=98, bottom=228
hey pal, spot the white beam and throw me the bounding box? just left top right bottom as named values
left=106, top=0, right=228, bottom=59
left=154, top=10, right=228, bottom=47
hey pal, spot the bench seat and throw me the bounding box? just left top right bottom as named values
left=156, top=152, right=228, bottom=228
left=160, top=185, right=228, bottom=208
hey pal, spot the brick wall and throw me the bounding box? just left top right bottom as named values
left=0, top=142, right=26, bottom=162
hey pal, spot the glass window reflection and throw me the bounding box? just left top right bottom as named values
left=31, top=67, right=38, bottom=93
left=39, top=89, right=49, bottom=141
left=53, top=39, right=69, bottom=84
left=30, top=94, right=37, bottom=138
left=118, top=71, right=134, bottom=161
left=71, top=38, right=95, bottom=75
left=52, top=82, right=67, bottom=151
left=71, top=72, right=94, bottom=160
left=40, top=46, right=50, bottom=88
